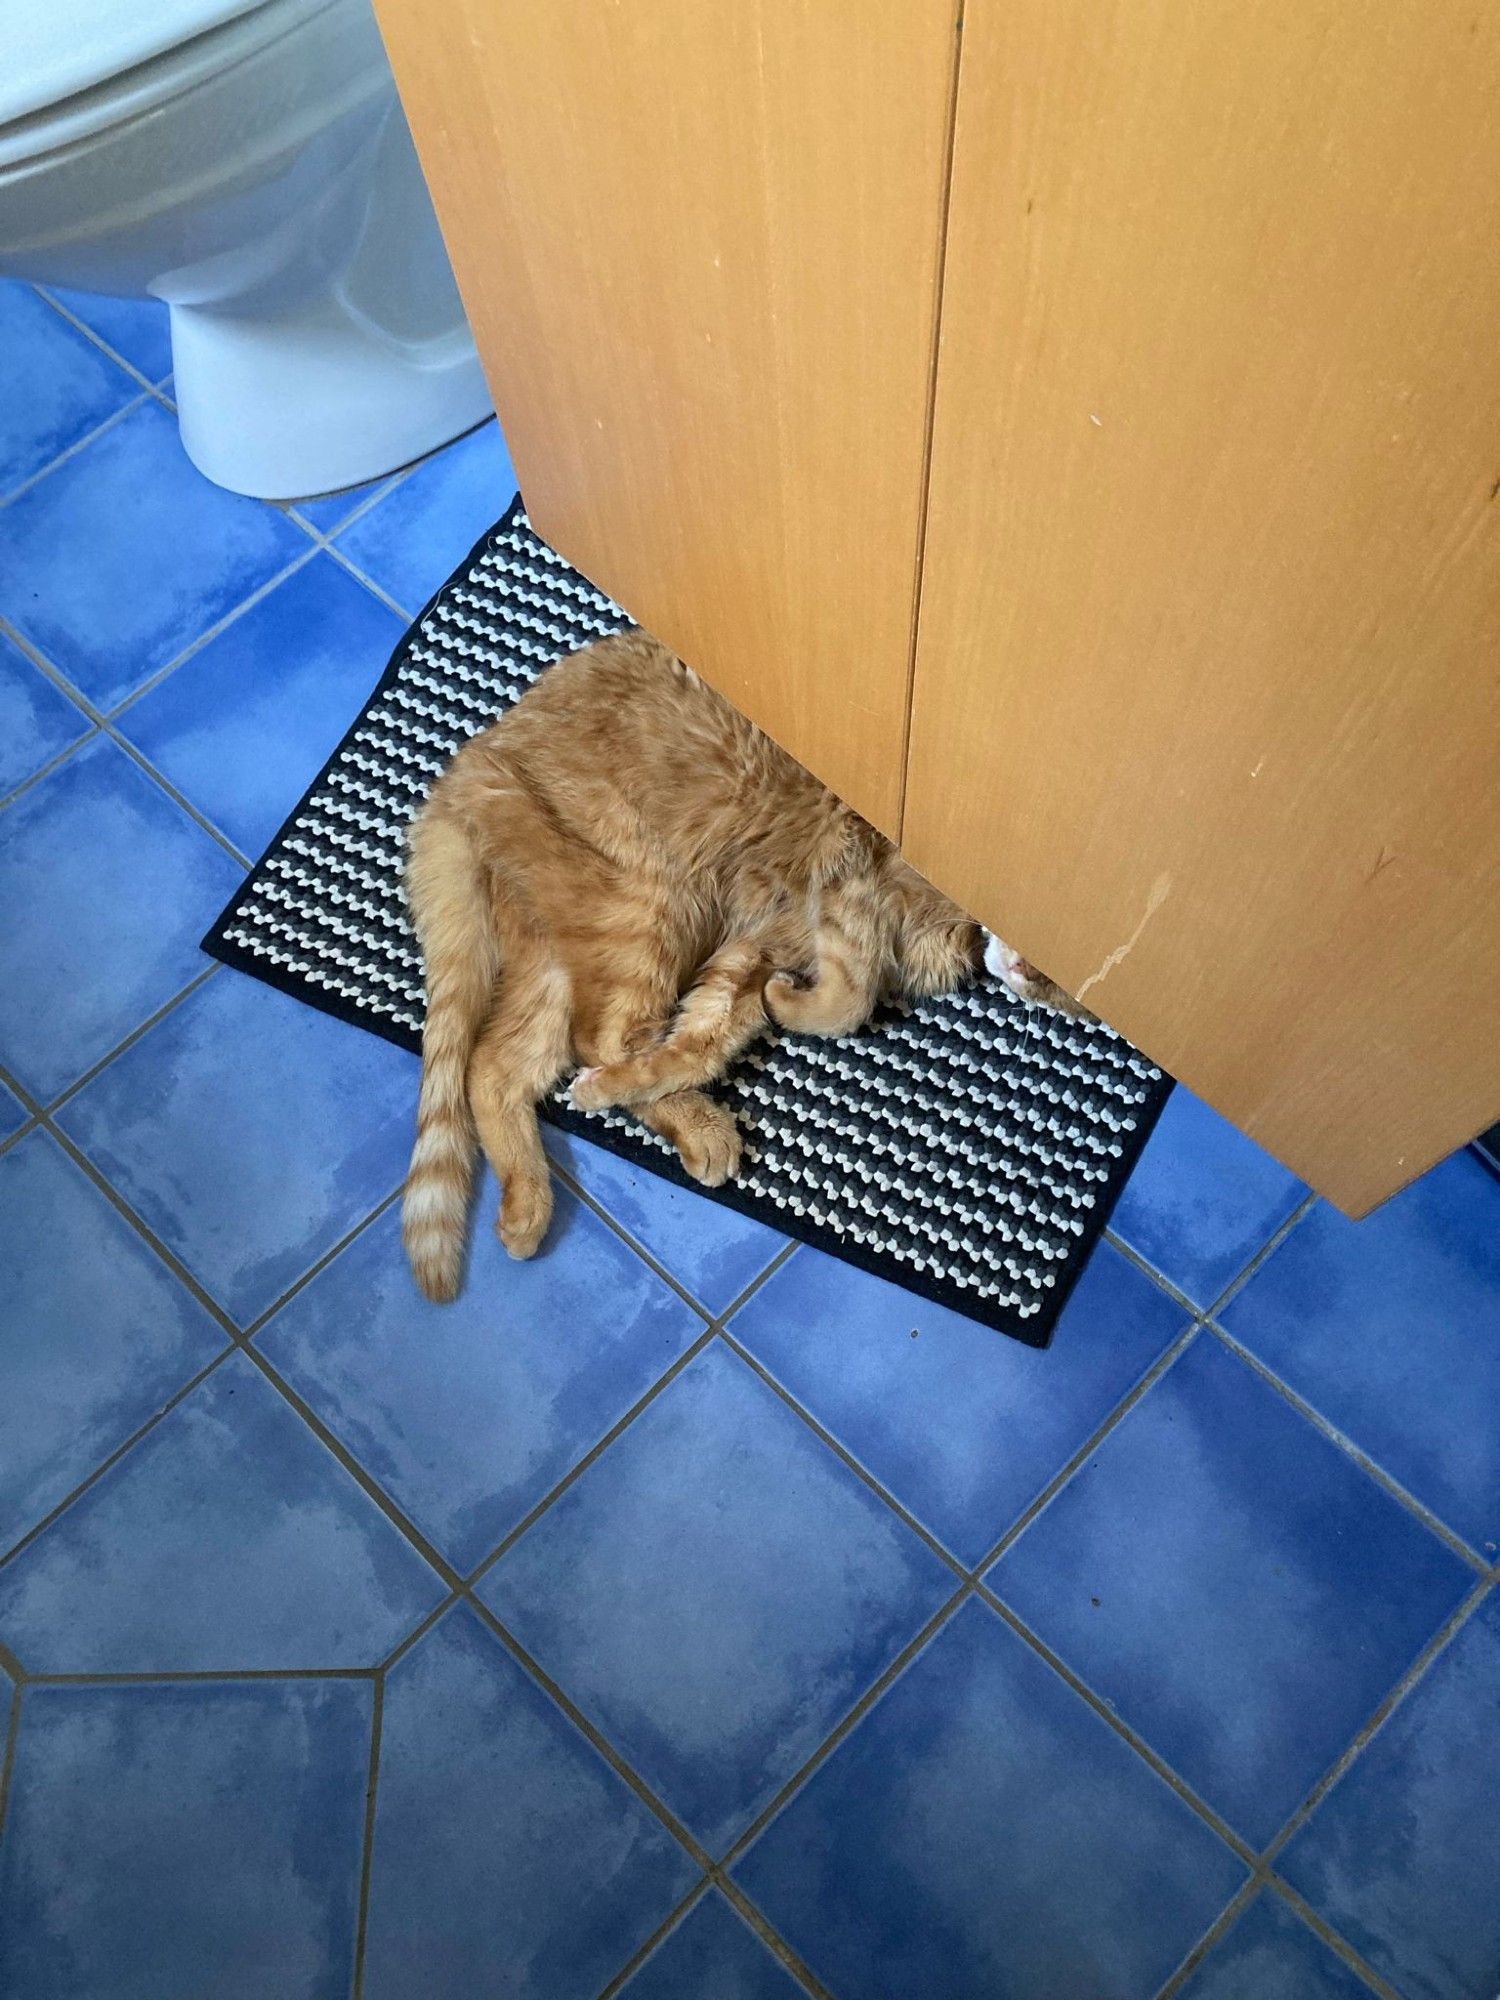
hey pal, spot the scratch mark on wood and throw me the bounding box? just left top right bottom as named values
left=1074, top=872, right=1173, bottom=1005
left=1369, top=844, right=1398, bottom=881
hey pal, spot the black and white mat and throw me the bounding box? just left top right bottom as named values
left=204, top=497, right=1171, bottom=1345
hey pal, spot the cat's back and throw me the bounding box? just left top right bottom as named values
left=436, top=629, right=865, bottom=885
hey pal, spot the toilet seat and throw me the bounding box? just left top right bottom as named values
left=0, top=0, right=377, bottom=169
left=1, top=0, right=271, bottom=129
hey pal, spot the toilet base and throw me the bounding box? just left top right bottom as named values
left=171, top=289, right=494, bottom=502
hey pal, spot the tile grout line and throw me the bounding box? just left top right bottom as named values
left=0, top=1346, right=237, bottom=1586
left=0, top=390, right=153, bottom=509
left=1150, top=1879, right=1265, bottom=2000
left=0, top=1114, right=42, bottom=1160
left=0, top=1676, right=22, bottom=1851
left=388, top=1238, right=802, bottom=1670
left=0, top=725, right=100, bottom=816
left=544, top=1153, right=738, bottom=1321
left=1255, top=1573, right=1493, bottom=1875
left=715, top=1586, right=973, bottom=1874
left=717, top=1326, right=973, bottom=1581
left=94, top=726, right=252, bottom=867
left=716, top=1301, right=1277, bottom=1874
left=1208, top=1319, right=1490, bottom=1571
left=456, top=1327, right=719, bottom=1601
left=1151, top=1579, right=1495, bottom=2000
left=321, top=539, right=416, bottom=622
left=1261, top=1879, right=1402, bottom=2000
left=33, top=1115, right=244, bottom=1334
left=242, top=1186, right=407, bottom=1340
left=28, top=1667, right=375, bottom=1687
left=1100, top=1227, right=1205, bottom=1316
left=591, top=1879, right=714, bottom=2000
left=40, top=964, right=221, bottom=1122
left=463, top=1594, right=715, bottom=1873
left=0, top=1062, right=42, bottom=1117
left=0, top=1160, right=407, bottom=1584
left=711, top=1879, right=834, bottom=2000
left=237, top=1347, right=465, bottom=1590
left=285, top=463, right=414, bottom=545
left=975, top=1584, right=1260, bottom=1866
left=33, top=286, right=174, bottom=401
left=1207, top=1189, right=1319, bottom=1318
left=99, top=542, right=325, bottom=722
left=974, top=1319, right=1203, bottom=1573
left=350, top=1671, right=385, bottom=2000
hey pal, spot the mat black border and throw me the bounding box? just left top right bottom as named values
left=203, top=495, right=1173, bottom=1347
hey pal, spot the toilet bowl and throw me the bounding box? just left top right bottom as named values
left=0, top=0, right=493, bottom=500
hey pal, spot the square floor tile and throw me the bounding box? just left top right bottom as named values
left=0, top=285, right=139, bottom=495
left=362, top=1605, right=697, bottom=2000
left=1223, top=1151, right=1500, bottom=1553
left=0, top=735, right=243, bottom=1101
left=333, top=419, right=513, bottom=612
left=118, top=553, right=403, bottom=856
left=41, top=285, right=174, bottom=384
left=0, top=631, right=89, bottom=797
left=1176, top=1892, right=1375, bottom=2000
left=0, top=1348, right=443, bottom=1672
left=0, top=399, right=307, bottom=710
left=59, top=971, right=417, bottom=1324
left=259, top=1175, right=703, bottom=1572
left=1110, top=1089, right=1307, bottom=1307
left=989, top=1334, right=1474, bottom=1845
left=546, top=1126, right=785, bottom=1316
left=736, top=1597, right=1246, bottom=2000
left=731, top=1239, right=1187, bottom=1567
left=620, top=1891, right=803, bottom=1999
left=0, top=1130, right=226, bottom=1555
left=0, top=1679, right=369, bottom=2000
left=1278, top=1590, right=1500, bottom=2000
left=480, top=1341, right=954, bottom=1853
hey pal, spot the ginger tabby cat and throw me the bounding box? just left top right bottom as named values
left=402, top=631, right=1072, bottom=1300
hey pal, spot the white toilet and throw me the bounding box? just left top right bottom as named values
left=0, top=0, right=494, bottom=500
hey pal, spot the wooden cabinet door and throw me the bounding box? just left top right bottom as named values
left=372, top=0, right=963, bottom=837
left=904, top=0, right=1500, bottom=1213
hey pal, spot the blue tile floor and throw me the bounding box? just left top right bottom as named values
left=1, top=277, right=1497, bottom=1999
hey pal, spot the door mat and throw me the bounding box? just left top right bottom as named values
left=203, top=497, right=1171, bottom=1346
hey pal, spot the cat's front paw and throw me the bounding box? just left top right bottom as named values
left=570, top=1065, right=609, bottom=1111
left=982, top=930, right=1090, bottom=1018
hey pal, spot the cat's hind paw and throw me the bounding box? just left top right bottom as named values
left=496, top=1173, right=553, bottom=1259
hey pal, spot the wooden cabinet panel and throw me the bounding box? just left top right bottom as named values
left=372, top=0, right=961, bottom=835
left=903, top=0, right=1500, bottom=1212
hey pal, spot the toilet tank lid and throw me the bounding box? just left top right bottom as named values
left=0, top=0, right=283, bottom=126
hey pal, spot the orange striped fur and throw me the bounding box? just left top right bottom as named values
left=402, top=632, right=985, bottom=1301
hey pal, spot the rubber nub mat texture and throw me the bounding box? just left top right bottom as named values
left=204, top=497, right=1171, bottom=1345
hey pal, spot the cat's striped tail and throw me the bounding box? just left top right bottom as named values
left=402, top=809, right=498, bottom=1302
